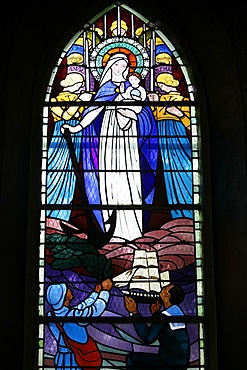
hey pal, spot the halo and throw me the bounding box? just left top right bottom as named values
left=90, top=37, right=149, bottom=81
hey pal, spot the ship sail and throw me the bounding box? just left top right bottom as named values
left=113, top=250, right=170, bottom=302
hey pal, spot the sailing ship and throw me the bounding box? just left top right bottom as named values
left=113, top=250, right=170, bottom=302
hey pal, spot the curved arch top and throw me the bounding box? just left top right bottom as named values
left=45, top=3, right=195, bottom=102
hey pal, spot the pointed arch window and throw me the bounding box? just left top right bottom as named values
left=39, top=3, right=204, bottom=369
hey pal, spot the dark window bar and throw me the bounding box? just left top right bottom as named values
left=42, top=204, right=201, bottom=210
left=39, top=315, right=204, bottom=324
left=43, top=100, right=196, bottom=107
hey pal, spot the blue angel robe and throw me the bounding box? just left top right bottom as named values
left=158, top=119, right=193, bottom=219
left=46, top=118, right=82, bottom=221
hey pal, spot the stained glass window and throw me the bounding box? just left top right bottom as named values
left=39, top=3, right=204, bottom=369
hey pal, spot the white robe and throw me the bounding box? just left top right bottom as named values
left=98, top=107, right=143, bottom=241
left=80, top=53, right=145, bottom=241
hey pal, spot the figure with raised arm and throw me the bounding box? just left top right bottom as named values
left=124, top=284, right=190, bottom=370
left=46, top=279, right=112, bottom=370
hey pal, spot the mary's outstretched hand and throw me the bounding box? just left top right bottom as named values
left=79, top=92, right=93, bottom=101
left=61, top=123, right=82, bottom=134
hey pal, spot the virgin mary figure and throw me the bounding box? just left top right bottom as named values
left=62, top=52, right=158, bottom=241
